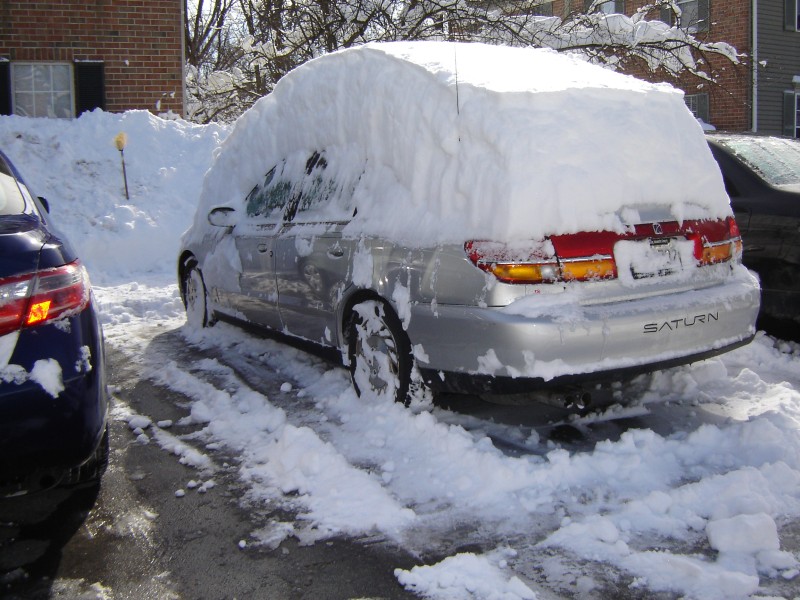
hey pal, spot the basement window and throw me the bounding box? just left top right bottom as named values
left=11, top=63, right=74, bottom=118
left=1, top=61, right=105, bottom=118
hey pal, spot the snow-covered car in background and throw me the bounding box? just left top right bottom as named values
left=0, top=149, right=108, bottom=496
left=179, top=42, right=760, bottom=406
left=707, top=134, right=800, bottom=338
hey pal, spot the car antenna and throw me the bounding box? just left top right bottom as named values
left=453, top=42, right=460, bottom=117
left=454, top=42, right=461, bottom=143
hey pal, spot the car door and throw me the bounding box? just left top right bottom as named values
left=228, top=163, right=295, bottom=330
left=274, top=151, right=358, bottom=345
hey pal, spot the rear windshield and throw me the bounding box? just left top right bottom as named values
left=714, top=136, right=800, bottom=189
left=0, top=169, right=27, bottom=216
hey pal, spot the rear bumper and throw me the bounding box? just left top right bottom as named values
left=420, top=336, right=754, bottom=394
left=0, top=305, right=107, bottom=493
left=408, top=268, right=760, bottom=391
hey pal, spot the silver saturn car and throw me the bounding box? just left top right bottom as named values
left=179, top=42, right=760, bottom=406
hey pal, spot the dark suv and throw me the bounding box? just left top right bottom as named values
left=707, top=134, right=800, bottom=338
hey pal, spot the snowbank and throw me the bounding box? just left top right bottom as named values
left=193, top=41, right=730, bottom=246
left=0, top=110, right=228, bottom=283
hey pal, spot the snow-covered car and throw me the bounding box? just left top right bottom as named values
left=706, top=134, right=800, bottom=337
left=0, top=148, right=108, bottom=496
left=179, top=42, right=760, bottom=405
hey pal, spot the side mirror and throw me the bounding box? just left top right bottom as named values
left=38, top=196, right=50, bottom=213
left=208, top=206, right=236, bottom=228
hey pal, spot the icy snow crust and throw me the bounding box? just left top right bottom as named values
left=193, top=42, right=731, bottom=245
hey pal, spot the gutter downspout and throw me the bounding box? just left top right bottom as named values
left=752, top=0, right=758, bottom=132
left=180, top=1, right=188, bottom=120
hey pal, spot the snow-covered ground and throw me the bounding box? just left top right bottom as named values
left=2, top=107, right=800, bottom=600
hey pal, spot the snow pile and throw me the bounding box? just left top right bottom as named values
left=161, top=322, right=800, bottom=600
left=0, top=110, right=228, bottom=283
left=395, top=548, right=537, bottom=600
left=191, top=42, right=729, bottom=246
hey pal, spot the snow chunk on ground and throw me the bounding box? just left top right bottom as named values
left=707, top=513, right=780, bottom=555
left=622, top=551, right=760, bottom=600
left=395, top=548, right=537, bottom=600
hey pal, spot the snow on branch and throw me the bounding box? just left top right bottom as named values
left=185, top=0, right=743, bottom=122
left=487, top=12, right=740, bottom=79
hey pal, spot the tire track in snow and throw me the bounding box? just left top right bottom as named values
left=173, top=325, right=800, bottom=599
left=128, top=326, right=418, bottom=546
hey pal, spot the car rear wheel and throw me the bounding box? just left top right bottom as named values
left=348, top=300, right=412, bottom=405
left=184, top=265, right=212, bottom=328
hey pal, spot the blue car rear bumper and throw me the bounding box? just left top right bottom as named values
left=0, top=303, right=107, bottom=493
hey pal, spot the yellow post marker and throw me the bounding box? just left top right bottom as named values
left=115, top=132, right=130, bottom=200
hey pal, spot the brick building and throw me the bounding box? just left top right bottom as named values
left=0, top=0, right=184, bottom=118
left=547, top=0, right=800, bottom=136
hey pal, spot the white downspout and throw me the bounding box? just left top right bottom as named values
left=180, top=1, right=188, bottom=119
left=752, top=0, right=758, bottom=132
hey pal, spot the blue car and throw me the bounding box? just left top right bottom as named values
left=0, top=149, right=107, bottom=497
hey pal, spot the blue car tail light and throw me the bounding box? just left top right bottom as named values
left=0, top=261, right=91, bottom=337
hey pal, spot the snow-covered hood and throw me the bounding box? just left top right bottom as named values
left=192, top=42, right=731, bottom=245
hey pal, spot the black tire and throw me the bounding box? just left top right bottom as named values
left=183, top=264, right=212, bottom=328
left=348, top=300, right=412, bottom=405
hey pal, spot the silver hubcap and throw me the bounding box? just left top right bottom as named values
left=185, top=269, right=206, bottom=328
left=352, top=302, right=399, bottom=401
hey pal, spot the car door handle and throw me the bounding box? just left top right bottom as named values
left=328, top=246, right=344, bottom=258
left=257, top=244, right=272, bottom=255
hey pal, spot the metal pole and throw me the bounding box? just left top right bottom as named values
left=114, top=132, right=130, bottom=200
left=120, top=148, right=130, bottom=201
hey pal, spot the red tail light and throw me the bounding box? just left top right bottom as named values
left=465, top=239, right=616, bottom=284
left=0, top=261, right=91, bottom=337
left=685, top=216, right=743, bottom=265
left=466, top=217, right=742, bottom=285
left=727, top=216, right=740, bottom=238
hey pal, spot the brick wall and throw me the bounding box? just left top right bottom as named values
left=0, top=0, right=184, bottom=115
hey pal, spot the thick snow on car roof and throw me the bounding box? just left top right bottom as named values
left=195, top=42, right=732, bottom=244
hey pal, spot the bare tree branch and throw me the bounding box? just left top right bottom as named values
left=185, top=0, right=742, bottom=123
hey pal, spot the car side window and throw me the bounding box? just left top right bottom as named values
left=296, top=152, right=335, bottom=214
left=245, top=162, right=295, bottom=221
left=245, top=151, right=361, bottom=224
left=0, top=170, right=27, bottom=216
left=293, top=150, right=360, bottom=223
